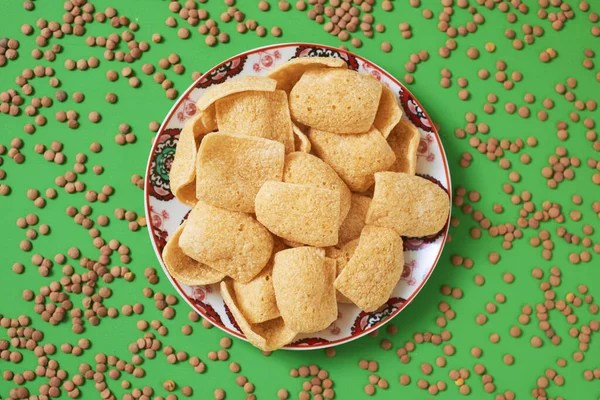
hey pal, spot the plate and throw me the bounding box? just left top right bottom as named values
left=144, top=43, right=451, bottom=350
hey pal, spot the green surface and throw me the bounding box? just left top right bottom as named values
left=1, top=0, right=599, bottom=399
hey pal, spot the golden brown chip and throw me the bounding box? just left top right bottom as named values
left=308, top=126, right=396, bottom=192
left=196, top=133, right=285, bottom=213
left=179, top=201, right=274, bottom=283
left=162, top=222, right=226, bottom=285
left=231, top=238, right=287, bottom=324
left=216, top=90, right=294, bottom=153
left=325, top=239, right=359, bottom=275
left=283, top=152, right=351, bottom=225
left=366, top=172, right=450, bottom=237
left=249, top=317, right=298, bottom=351
left=232, top=265, right=278, bottom=324
left=255, top=181, right=340, bottom=247
left=272, top=247, right=337, bottom=333
left=325, top=239, right=359, bottom=303
left=334, top=226, right=404, bottom=312
left=196, top=76, right=277, bottom=111
left=266, top=56, right=347, bottom=93
left=387, top=119, right=420, bottom=175
left=282, top=239, right=305, bottom=248
left=221, top=280, right=297, bottom=351
left=289, top=69, right=382, bottom=134
left=292, top=124, right=311, bottom=153
left=338, top=194, right=371, bottom=245
left=197, top=106, right=218, bottom=135
left=170, top=115, right=202, bottom=207
left=373, top=84, right=403, bottom=138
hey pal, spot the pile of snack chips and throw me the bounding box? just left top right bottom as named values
left=164, top=57, right=450, bottom=350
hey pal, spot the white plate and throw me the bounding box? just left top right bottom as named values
left=144, top=43, right=451, bottom=350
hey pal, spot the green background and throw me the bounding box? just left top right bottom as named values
left=1, top=0, right=599, bottom=398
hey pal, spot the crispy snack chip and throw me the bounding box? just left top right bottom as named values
left=255, top=181, right=340, bottom=247
left=308, top=126, right=396, bottom=192
left=232, top=265, right=279, bottom=324
left=196, top=76, right=277, bottom=111
left=179, top=201, right=274, bottom=283
left=289, top=69, right=382, bottom=134
left=231, top=239, right=287, bottom=324
left=325, top=239, right=359, bottom=274
left=292, top=124, right=311, bottom=153
left=198, top=106, right=218, bottom=135
left=272, top=247, right=337, bottom=333
left=221, top=280, right=297, bottom=351
left=283, top=152, right=351, bottom=225
left=170, top=115, right=202, bottom=207
left=387, top=119, right=420, bottom=175
left=366, top=172, right=450, bottom=237
left=338, top=194, right=371, bottom=245
left=373, top=84, right=403, bottom=139
left=325, top=239, right=359, bottom=303
left=278, top=238, right=300, bottom=248
left=266, top=56, right=347, bottom=93
left=163, top=222, right=226, bottom=285
left=334, top=226, right=404, bottom=312
left=166, top=61, right=449, bottom=351
left=196, top=133, right=285, bottom=213
left=216, top=90, right=295, bottom=153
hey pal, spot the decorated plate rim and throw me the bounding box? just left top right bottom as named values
left=144, top=42, right=452, bottom=350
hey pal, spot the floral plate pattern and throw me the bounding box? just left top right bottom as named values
left=145, top=43, right=451, bottom=350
